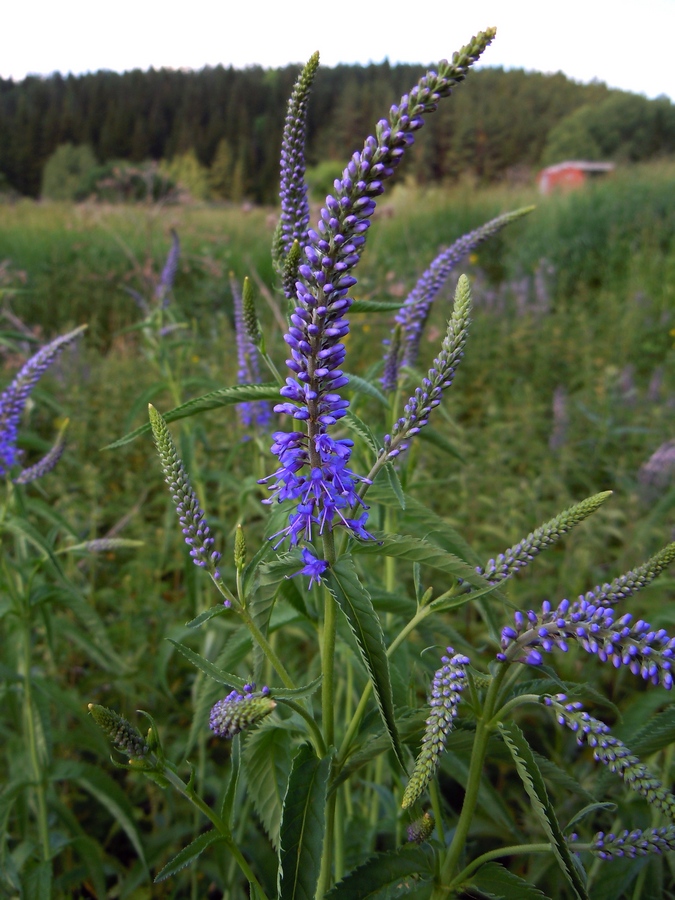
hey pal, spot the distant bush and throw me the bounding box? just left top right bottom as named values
left=305, top=159, right=346, bottom=200
left=41, top=143, right=97, bottom=201
left=84, top=160, right=176, bottom=203
left=543, top=93, right=675, bottom=165
left=160, top=150, right=211, bottom=201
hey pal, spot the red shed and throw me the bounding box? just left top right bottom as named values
left=537, top=160, right=615, bottom=195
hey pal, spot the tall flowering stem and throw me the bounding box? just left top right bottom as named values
left=273, top=51, right=320, bottom=286
left=0, top=325, right=85, bottom=478
left=382, top=207, right=532, bottom=391
left=263, top=30, right=496, bottom=570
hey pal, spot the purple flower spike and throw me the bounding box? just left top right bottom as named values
left=0, top=325, right=85, bottom=477
left=274, top=52, right=320, bottom=276
left=402, top=647, right=470, bottom=808
left=14, top=418, right=69, bottom=484
left=149, top=404, right=222, bottom=574
left=262, top=31, right=496, bottom=574
left=381, top=276, right=471, bottom=461
left=545, top=695, right=675, bottom=819
left=500, top=594, right=675, bottom=688
left=155, top=229, right=180, bottom=307
left=209, top=685, right=275, bottom=739
left=589, top=826, right=675, bottom=860
left=382, top=208, right=532, bottom=391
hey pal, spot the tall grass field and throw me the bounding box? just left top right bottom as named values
left=1, top=158, right=675, bottom=898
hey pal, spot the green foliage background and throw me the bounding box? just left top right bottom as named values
left=1, top=162, right=675, bottom=896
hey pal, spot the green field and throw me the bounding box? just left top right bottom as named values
left=2, top=162, right=675, bottom=897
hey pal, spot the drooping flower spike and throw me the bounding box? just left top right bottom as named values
left=381, top=207, right=532, bottom=392
left=263, top=30, right=496, bottom=575
left=585, top=826, right=675, bottom=860
left=498, top=544, right=675, bottom=687
left=13, top=418, right=69, bottom=485
left=543, top=694, right=675, bottom=820
left=402, top=647, right=470, bottom=809
left=148, top=404, right=222, bottom=579
left=0, top=325, right=85, bottom=479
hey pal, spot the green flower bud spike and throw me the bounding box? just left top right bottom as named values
left=242, top=276, right=262, bottom=348
left=407, top=812, right=435, bottom=844
left=234, top=523, right=247, bottom=571
left=88, top=704, right=149, bottom=759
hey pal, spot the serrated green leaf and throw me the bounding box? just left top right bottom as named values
left=273, top=675, right=323, bottom=701
left=332, top=709, right=428, bottom=791
left=417, top=426, right=465, bottom=463
left=154, top=829, right=226, bottom=882
left=632, top=705, right=675, bottom=758
left=344, top=409, right=380, bottom=455
left=168, top=639, right=248, bottom=690
left=366, top=485, right=481, bottom=566
left=385, top=464, right=405, bottom=510
left=186, top=604, right=229, bottom=628
left=103, top=382, right=281, bottom=449
left=499, top=723, right=588, bottom=900
left=468, top=862, right=551, bottom=899
left=564, top=801, right=616, bottom=834
left=353, top=532, right=491, bottom=590
left=345, top=372, right=389, bottom=406
left=325, top=845, right=434, bottom=899
left=326, top=556, right=404, bottom=767
left=23, top=860, right=52, bottom=900
left=279, top=744, right=332, bottom=900
left=243, top=722, right=294, bottom=849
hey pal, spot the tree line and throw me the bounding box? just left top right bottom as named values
left=1, top=60, right=674, bottom=202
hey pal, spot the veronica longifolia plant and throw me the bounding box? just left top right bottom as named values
left=94, top=28, right=675, bottom=900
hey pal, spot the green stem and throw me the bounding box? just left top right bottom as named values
left=22, top=620, right=50, bottom=861
left=428, top=779, right=446, bottom=846
left=448, top=842, right=554, bottom=890
left=432, top=665, right=510, bottom=898
left=236, top=603, right=296, bottom=691
left=337, top=603, right=435, bottom=765
left=281, top=699, right=327, bottom=755
left=162, top=766, right=269, bottom=899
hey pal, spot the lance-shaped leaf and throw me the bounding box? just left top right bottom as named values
left=279, top=744, right=332, bottom=900
left=103, top=382, right=281, bottom=449
left=324, top=845, right=434, bottom=899
left=326, top=556, right=404, bottom=767
left=468, top=862, right=551, bottom=900
left=154, top=830, right=227, bottom=883
left=500, top=722, right=588, bottom=900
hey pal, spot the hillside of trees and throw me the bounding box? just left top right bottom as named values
left=1, top=60, right=674, bottom=202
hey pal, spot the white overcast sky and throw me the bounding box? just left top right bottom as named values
left=2, top=0, right=674, bottom=101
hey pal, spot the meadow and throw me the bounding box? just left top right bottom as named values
left=2, top=157, right=675, bottom=899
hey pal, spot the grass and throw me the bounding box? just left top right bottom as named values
left=1, top=162, right=675, bottom=896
